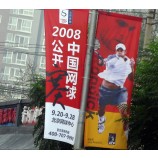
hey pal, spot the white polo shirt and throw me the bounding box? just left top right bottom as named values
left=98, top=54, right=132, bottom=88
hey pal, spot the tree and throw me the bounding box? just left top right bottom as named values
left=0, top=60, right=38, bottom=102
left=128, top=39, right=158, bottom=149
left=29, top=75, right=73, bottom=150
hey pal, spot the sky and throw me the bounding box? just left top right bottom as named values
left=0, top=0, right=157, bottom=9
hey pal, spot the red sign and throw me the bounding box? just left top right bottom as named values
left=44, top=9, right=89, bottom=145
left=84, top=11, right=142, bottom=149
left=0, top=108, right=16, bottom=126
left=45, top=9, right=89, bottom=109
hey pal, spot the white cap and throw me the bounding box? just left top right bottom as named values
left=116, top=43, right=126, bottom=50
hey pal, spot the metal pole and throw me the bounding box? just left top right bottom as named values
left=74, top=9, right=98, bottom=149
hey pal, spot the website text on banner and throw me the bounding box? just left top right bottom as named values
left=44, top=9, right=89, bottom=145
left=84, top=11, right=142, bottom=149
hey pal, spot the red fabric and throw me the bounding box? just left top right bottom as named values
left=87, top=11, right=142, bottom=112
left=0, top=108, right=16, bottom=125
left=8, top=108, right=12, bottom=122
left=3, top=109, right=8, bottom=124
left=44, top=10, right=89, bottom=109
left=12, top=108, right=16, bottom=123
left=0, top=109, right=3, bottom=124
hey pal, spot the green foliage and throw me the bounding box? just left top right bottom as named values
left=128, top=39, right=158, bottom=149
left=28, top=74, right=45, bottom=107
left=29, top=74, right=73, bottom=150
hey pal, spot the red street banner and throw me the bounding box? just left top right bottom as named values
left=84, top=11, right=142, bottom=149
left=44, top=9, right=89, bottom=145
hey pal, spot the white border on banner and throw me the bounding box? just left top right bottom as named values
left=0, top=0, right=157, bottom=9
left=44, top=102, right=79, bottom=145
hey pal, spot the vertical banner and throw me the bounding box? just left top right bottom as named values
left=44, top=9, right=89, bottom=145
left=84, top=11, right=142, bottom=149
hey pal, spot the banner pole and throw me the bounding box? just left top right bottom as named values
left=74, top=9, right=98, bottom=150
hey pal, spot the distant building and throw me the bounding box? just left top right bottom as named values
left=0, top=9, right=45, bottom=101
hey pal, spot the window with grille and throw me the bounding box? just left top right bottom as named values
left=16, top=53, right=27, bottom=65
left=17, top=19, right=32, bottom=33
left=23, top=10, right=34, bottom=16
left=3, top=67, right=10, bottom=80
left=8, top=17, right=18, bottom=31
left=8, top=17, right=32, bottom=33
left=5, top=33, right=14, bottom=47
left=11, top=9, right=34, bottom=17
left=3, top=51, right=13, bottom=64
left=6, top=33, right=30, bottom=49
left=9, top=67, right=25, bottom=81
left=14, top=35, right=30, bottom=49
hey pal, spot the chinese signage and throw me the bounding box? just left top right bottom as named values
left=84, top=11, right=142, bottom=149
left=44, top=9, right=89, bottom=145
left=0, top=108, right=16, bottom=126
left=21, top=106, right=43, bottom=125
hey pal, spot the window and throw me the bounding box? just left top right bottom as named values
left=9, top=67, right=24, bottom=81
left=16, top=53, right=27, bottom=65
left=40, top=56, right=46, bottom=69
left=3, top=51, right=13, bottom=64
left=17, top=19, right=32, bottom=33
left=0, top=83, right=9, bottom=95
left=6, top=33, right=14, bottom=42
left=11, top=9, right=34, bottom=17
left=3, top=67, right=10, bottom=80
left=12, top=9, right=18, bottom=14
left=23, top=10, right=34, bottom=16
left=14, top=35, right=30, bottom=49
left=5, top=33, right=14, bottom=46
left=21, top=19, right=32, bottom=32
left=14, top=68, right=22, bottom=77
left=8, top=17, right=32, bottom=33
left=8, top=17, right=18, bottom=31
left=6, top=33, right=30, bottom=49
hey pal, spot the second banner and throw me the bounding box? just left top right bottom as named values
left=84, top=11, right=142, bottom=149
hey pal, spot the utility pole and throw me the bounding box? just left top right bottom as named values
left=143, top=9, right=156, bottom=49
left=74, top=9, right=98, bottom=149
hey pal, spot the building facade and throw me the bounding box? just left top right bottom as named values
left=0, top=9, right=45, bottom=101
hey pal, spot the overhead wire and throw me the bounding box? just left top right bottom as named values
left=0, top=41, right=46, bottom=57
left=1, top=9, right=158, bottom=101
